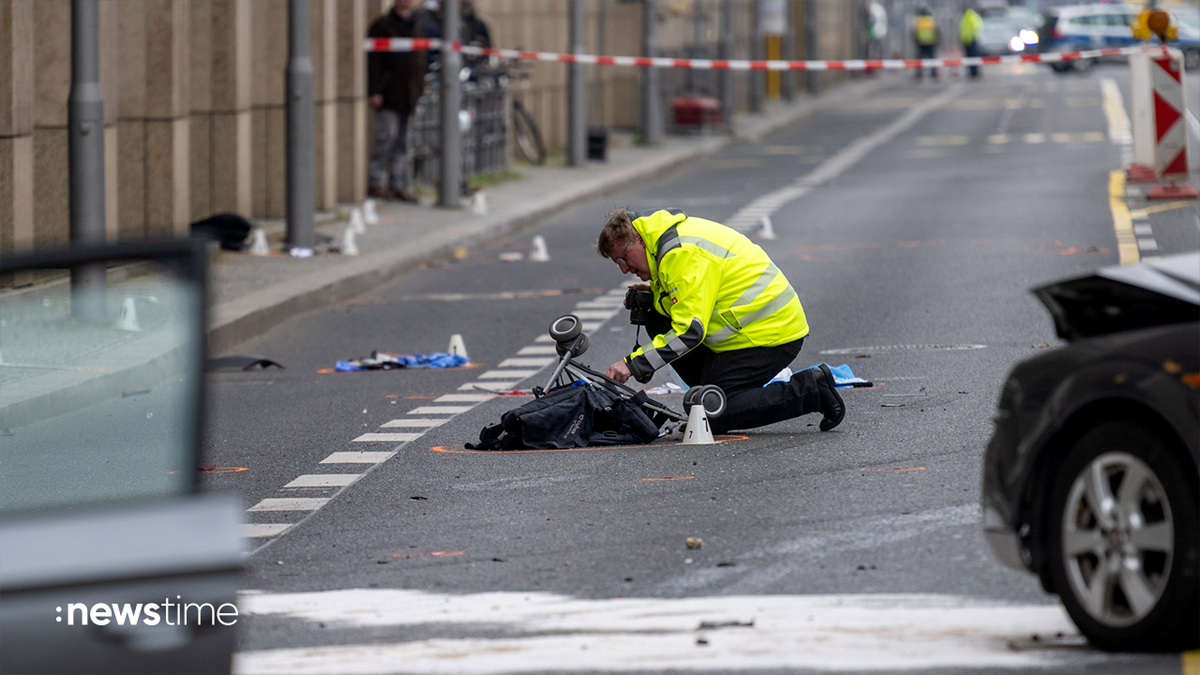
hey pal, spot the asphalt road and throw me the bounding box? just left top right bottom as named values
left=203, top=63, right=1199, bottom=675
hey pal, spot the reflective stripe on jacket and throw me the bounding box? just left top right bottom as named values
left=914, top=15, right=938, bottom=46
left=624, top=210, right=809, bottom=382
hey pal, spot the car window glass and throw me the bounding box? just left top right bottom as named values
left=0, top=260, right=202, bottom=515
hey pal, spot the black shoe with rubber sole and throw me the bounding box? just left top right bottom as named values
left=816, top=363, right=845, bottom=431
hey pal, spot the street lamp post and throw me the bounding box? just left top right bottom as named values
left=69, top=0, right=106, bottom=321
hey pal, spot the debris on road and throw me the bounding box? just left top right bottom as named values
left=686, top=537, right=703, bottom=549
left=335, top=351, right=469, bottom=372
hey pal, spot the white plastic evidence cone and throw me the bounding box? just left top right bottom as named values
left=529, top=235, right=550, bottom=262
left=116, top=297, right=141, bottom=332
left=681, top=403, right=715, bottom=445
left=363, top=199, right=379, bottom=225
left=758, top=215, right=778, bottom=240
left=350, top=208, right=366, bottom=234
left=249, top=228, right=270, bottom=256
left=447, top=334, right=468, bottom=359
left=340, top=226, right=360, bottom=256
left=470, top=191, right=488, bottom=215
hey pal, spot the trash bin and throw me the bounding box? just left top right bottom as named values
left=587, top=127, right=608, bottom=161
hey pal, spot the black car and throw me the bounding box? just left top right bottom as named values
left=982, top=252, right=1199, bottom=651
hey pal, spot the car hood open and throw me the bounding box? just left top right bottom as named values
left=1032, top=252, right=1200, bottom=341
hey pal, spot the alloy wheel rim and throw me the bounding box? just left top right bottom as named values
left=1061, top=451, right=1174, bottom=627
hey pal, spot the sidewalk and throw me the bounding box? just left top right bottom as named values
left=208, top=76, right=894, bottom=355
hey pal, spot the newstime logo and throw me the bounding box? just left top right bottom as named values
left=56, top=598, right=238, bottom=626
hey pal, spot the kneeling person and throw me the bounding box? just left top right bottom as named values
left=598, top=207, right=844, bottom=433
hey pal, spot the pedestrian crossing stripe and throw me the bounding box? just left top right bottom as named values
left=320, top=451, right=397, bottom=463
left=242, top=523, right=292, bottom=538
left=381, top=419, right=448, bottom=427
left=247, top=498, right=329, bottom=512
left=284, top=474, right=361, bottom=488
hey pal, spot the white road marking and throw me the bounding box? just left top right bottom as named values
left=233, top=590, right=1081, bottom=674
left=534, top=334, right=555, bottom=342
left=569, top=310, right=619, bottom=320
left=1133, top=224, right=1153, bottom=236
left=409, top=406, right=473, bottom=414
left=320, top=451, right=397, bottom=463
left=350, top=433, right=421, bottom=443
left=1024, top=133, right=1045, bottom=143
left=574, top=300, right=623, bottom=309
left=433, top=394, right=495, bottom=403
left=284, top=474, right=361, bottom=488
left=458, top=381, right=518, bottom=391
left=581, top=322, right=602, bottom=332
left=497, top=357, right=554, bottom=367
left=479, top=369, right=540, bottom=379
left=247, top=498, right=329, bottom=512
left=1137, top=237, right=1159, bottom=251
left=517, top=345, right=557, bottom=355
left=381, top=418, right=447, bottom=428
left=242, top=524, right=293, bottom=538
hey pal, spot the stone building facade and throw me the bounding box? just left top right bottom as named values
left=0, top=0, right=865, bottom=256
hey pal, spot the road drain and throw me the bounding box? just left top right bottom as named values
left=819, top=344, right=986, bottom=355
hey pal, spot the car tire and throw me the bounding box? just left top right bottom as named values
left=1185, top=48, right=1200, bottom=73
left=1050, top=62, right=1070, bottom=73
left=548, top=315, right=582, bottom=343
left=1070, top=57, right=1094, bottom=73
left=1046, top=420, right=1199, bottom=651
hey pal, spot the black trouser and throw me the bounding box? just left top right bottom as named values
left=916, top=44, right=938, bottom=79
left=644, top=312, right=822, bottom=433
left=964, top=40, right=981, bottom=78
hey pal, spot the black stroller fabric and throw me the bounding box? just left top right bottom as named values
left=467, top=386, right=660, bottom=450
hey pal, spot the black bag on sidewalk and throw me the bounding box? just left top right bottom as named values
left=467, top=385, right=660, bottom=451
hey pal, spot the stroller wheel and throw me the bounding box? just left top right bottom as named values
left=696, top=385, right=726, bottom=418
left=548, top=315, right=582, bottom=342
left=555, top=333, right=589, bottom=357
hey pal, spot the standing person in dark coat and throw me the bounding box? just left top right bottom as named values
left=368, top=0, right=428, bottom=203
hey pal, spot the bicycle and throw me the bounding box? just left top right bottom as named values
left=467, top=56, right=545, bottom=165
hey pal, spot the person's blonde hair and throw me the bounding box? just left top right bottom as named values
left=596, top=207, right=640, bottom=259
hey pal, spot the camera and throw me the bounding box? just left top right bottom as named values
left=625, top=289, right=655, bottom=326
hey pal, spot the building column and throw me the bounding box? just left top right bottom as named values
left=312, top=0, right=338, bottom=211
left=211, top=0, right=254, bottom=217
left=335, top=0, right=367, bottom=203
left=144, top=0, right=190, bottom=236
left=0, top=0, right=35, bottom=278
left=251, top=0, right=287, bottom=219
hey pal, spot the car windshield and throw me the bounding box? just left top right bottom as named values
left=0, top=259, right=203, bottom=515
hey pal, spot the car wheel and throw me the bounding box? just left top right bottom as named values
left=1184, top=48, right=1200, bottom=73
left=1050, top=62, right=1070, bottom=73
left=1046, top=420, right=1199, bottom=651
left=548, top=315, right=582, bottom=342
left=1070, top=57, right=1094, bottom=73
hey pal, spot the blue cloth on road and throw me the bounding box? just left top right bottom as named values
left=802, top=362, right=872, bottom=389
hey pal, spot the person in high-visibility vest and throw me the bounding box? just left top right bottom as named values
left=912, top=6, right=940, bottom=80
left=960, top=5, right=983, bottom=78
left=597, top=207, right=845, bottom=433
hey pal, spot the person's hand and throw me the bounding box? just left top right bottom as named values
left=370, top=94, right=383, bottom=108
left=627, top=283, right=650, bottom=291
left=606, top=360, right=631, bottom=384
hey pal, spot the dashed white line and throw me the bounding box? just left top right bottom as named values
left=458, top=381, right=518, bottom=391
left=517, top=345, right=558, bottom=355
left=351, top=433, right=422, bottom=443
left=497, top=358, right=555, bottom=368
left=434, top=394, right=496, bottom=402
left=242, top=523, right=292, bottom=538
left=479, top=369, right=540, bottom=379
left=409, top=406, right=474, bottom=414
left=247, top=498, right=330, bottom=512
left=381, top=418, right=448, bottom=428
left=284, top=474, right=362, bottom=488
left=320, top=451, right=397, bottom=463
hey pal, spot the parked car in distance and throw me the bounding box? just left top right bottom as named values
left=1039, top=3, right=1200, bottom=72
left=982, top=252, right=1199, bottom=651
left=977, top=3, right=1041, bottom=55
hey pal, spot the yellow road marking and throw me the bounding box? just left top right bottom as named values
left=1182, top=650, right=1200, bottom=675
left=1024, top=133, right=1046, bottom=144
left=1100, top=78, right=1131, bottom=144
left=1130, top=200, right=1197, bottom=218
left=987, top=134, right=1010, bottom=144
left=1110, top=170, right=1139, bottom=265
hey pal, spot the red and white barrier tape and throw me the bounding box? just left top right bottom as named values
left=365, top=38, right=1169, bottom=71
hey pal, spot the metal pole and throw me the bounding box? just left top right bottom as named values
left=286, top=0, right=314, bottom=251
left=750, top=0, right=763, bottom=112
left=804, top=0, right=819, bottom=94
left=720, top=0, right=734, bottom=131
left=640, top=0, right=662, bottom=145
left=439, top=0, right=462, bottom=207
left=568, top=0, right=586, bottom=166
left=781, top=0, right=795, bottom=101
left=69, top=0, right=106, bottom=321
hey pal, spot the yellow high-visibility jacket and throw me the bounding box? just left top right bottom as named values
left=914, top=15, right=939, bottom=46
left=624, top=209, right=809, bottom=382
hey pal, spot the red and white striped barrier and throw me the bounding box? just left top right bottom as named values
left=365, top=38, right=1168, bottom=72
